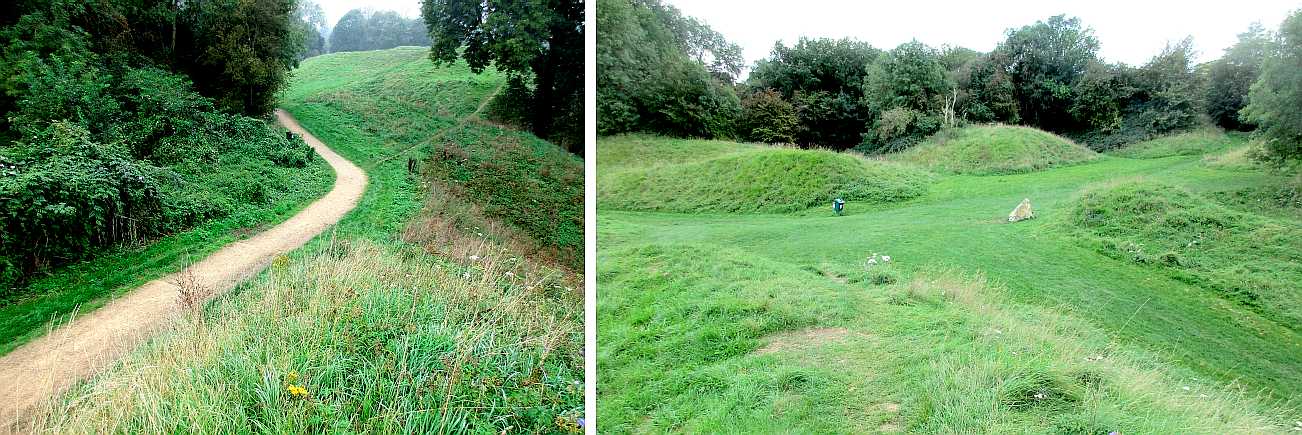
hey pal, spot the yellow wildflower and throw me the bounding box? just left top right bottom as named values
left=287, top=384, right=308, bottom=399
left=286, top=370, right=299, bottom=383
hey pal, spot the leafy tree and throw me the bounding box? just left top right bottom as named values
left=1132, top=37, right=1204, bottom=135
left=995, top=15, right=1101, bottom=132
left=1243, top=9, right=1302, bottom=164
left=180, top=0, right=302, bottom=115
left=861, top=40, right=951, bottom=150
left=1207, top=23, right=1270, bottom=130
left=328, top=10, right=430, bottom=52
left=328, top=9, right=368, bottom=52
left=596, top=0, right=738, bottom=140
left=952, top=52, right=1020, bottom=124
left=738, top=89, right=798, bottom=143
left=648, top=2, right=744, bottom=82
left=749, top=37, right=880, bottom=147
left=295, top=0, right=327, bottom=58
left=425, top=0, right=584, bottom=152
left=1068, top=60, right=1126, bottom=133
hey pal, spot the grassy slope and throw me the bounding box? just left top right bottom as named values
left=597, top=134, right=1300, bottom=432
left=895, top=125, right=1098, bottom=175
left=1108, top=129, right=1247, bottom=159
left=0, top=128, right=333, bottom=357
left=289, top=48, right=584, bottom=269
left=598, top=135, right=931, bottom=214
left=39, top=47, right=583, bottom=433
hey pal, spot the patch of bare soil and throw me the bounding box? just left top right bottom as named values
left=0, top=109, right=367, bottom=433
left=753, top=327, right=851, bottom=355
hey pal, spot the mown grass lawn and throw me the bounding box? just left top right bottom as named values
left=597, top=132, right=1300, bottom=432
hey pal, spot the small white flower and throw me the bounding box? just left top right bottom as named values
left=468, top=255, right=480, bottom=261
left=477, top=232, right=484, bottom=237
left=867, top=258, right=877, bottom=265
left=505, top=271, right=514, bottom=277
left=1033, top=392, right=1046, bottom=400
left=882, top=255, right=892, bottom=263
left=1182, top=386, right=1190, bottom=391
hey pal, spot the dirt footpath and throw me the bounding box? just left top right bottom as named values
left=0, top=109, right=367, bottom=431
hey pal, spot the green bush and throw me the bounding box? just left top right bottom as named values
left=738, top=89, right=798, bottom=143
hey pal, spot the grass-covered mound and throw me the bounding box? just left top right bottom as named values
left=1108, top=129, right=1246, bottom=159
left=1065, top=180, right=1302, bottom=328
left=598, top=136, right=931, bottom=214
left=596, top=134, right=756, bottom=170
left=895, top=125, right=1097, bottom=175
left=285, top=47, right=583, bottom=269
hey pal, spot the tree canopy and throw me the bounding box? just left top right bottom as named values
left=1243, top=9, right=1302, bottom=164
left=1207, top=23, right=1270, bottom=131
left=596, top=0, right=738, bottom=140
left=328, top=8, right=429, bottom=53
left=749, top=37, right=880, bottom=147
left=424, top=0, right=583, bottom=152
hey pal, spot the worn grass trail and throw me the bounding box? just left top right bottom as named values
left=0, top=110, right=366, bottom=431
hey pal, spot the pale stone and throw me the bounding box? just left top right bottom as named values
left=1008, top=198, right=1034, bottom=222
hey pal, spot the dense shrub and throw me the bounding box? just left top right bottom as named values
left=738, top=89, right=798, bottom=143
left=1243, top=9, right=1302, bottom=165
left=861, top=41, right=951, bottom=152
left=951, top=53, right=1020, bottom=125
left=0, top=10, right=315, bottom=293
left=750, top=38, right=880, bottom=148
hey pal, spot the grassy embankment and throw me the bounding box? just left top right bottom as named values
left=597, top=126, right=1300, bottom=432
left=36, top=46, right=584, bottom=433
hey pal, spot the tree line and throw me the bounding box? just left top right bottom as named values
left=597, top=0, right=1302, bottom=165
left=326, top=8, right=430, bottom=54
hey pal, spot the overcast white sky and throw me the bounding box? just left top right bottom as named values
left=666, top=0, right=1301, bottom=75
left=315, top=0, right=422, bottom=28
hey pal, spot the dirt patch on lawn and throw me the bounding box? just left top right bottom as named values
left=753, top=327, right=850, bottom=355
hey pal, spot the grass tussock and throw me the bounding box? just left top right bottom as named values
left=598, top=136, right=931, bottom=214
left=895, top=124, right=1098, bottom=175
left=890, top=269, right=1290, bottom=433
left=1064, top=179, right=1302, bottom=329
left=35, top=236, right=582, bottom=434
left=1109, top=129, right=1246, bottom=159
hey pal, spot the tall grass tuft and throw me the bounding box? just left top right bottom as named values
left=35, top=233, right=582, bottom=433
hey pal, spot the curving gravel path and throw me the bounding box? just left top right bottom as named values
left=0, top=109, right=367, bottom=432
